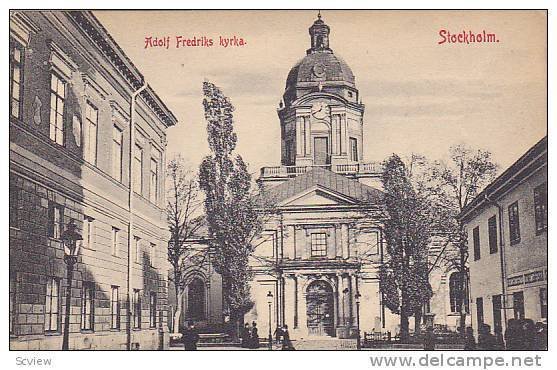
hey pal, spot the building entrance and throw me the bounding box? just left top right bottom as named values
left=306, top=280, right=335, bottom=336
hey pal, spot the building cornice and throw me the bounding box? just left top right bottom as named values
left=67, top=11, right=178, bottom=128
left=458, top=136, right=547, bottom=222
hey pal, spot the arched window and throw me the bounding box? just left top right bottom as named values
left=449, top=272, right=469, bottom=313
left=187, top=278, right=206, bottom=321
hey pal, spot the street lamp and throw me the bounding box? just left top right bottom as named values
left=266, top=291, right=273, bottom=350
left=61, top=219, right=82, bottom=351
left=355, top=291, right=362, bottom=350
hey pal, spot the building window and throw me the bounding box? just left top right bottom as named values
left=112, top=227, right=119, bottom=256
left=83, top=101, right=98, bottom=164
left=133, top=289, right=141, bottom=329
left=9, top=187, right=23, bottom=228
left=534, top=182, right=547, bottom=234
left=350, top=137, right=358, bottom=162
left=449, top=272, right=469, bottom=313
left=10, top=39, right=24, bottom=119
left=111, top=286, right=120, bottom=330
left=150, top=242, right=156, bottom=267
left=508, top=201, right=521, bottom=245
left=45, top=277, right=60, bottom=332
left=476, top=297, right=484, bottom=326
left=134, top=236, right=141, bottom=263
left=10, top=275, right=18, bottom=334
left=472, top=226, right=480, bottom=261
left=49, top=73, right=66, bottom=145
left=83, top=217, right=95, bottom=250
left=488, top=215, right=498, bottom=254
left=540, top=288, right=547, bottom=319
left=112, top=125, right=123, bottom=182
left=149, top=149, right=160, bottom=203
left=310, top=232, right=328, bottom=257
left=48, top=203, right=64, bottom=239
left=81, top=282, right=94, bottom=331
left=513, top=291, right=525, bottom=320
left=133, top=144, right=143, bottom=194
left=149, top=292, right=157, bottom=328
left=492, top=294, right=502, bottom=334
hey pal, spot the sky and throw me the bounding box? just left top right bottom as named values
left=94, top=10, right=547, bottom=176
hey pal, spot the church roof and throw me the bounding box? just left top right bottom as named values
left=263, top=167, right=383, bottom=206
left=286, top=52, right=355, bottom=89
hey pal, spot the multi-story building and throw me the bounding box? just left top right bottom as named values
left=459, top=136, right=547, bottom=337
left=9, top=11, right=178, bottom=350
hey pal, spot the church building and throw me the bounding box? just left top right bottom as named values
left=246, top=14, right=394, bottom=341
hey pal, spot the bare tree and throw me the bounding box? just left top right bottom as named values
left=427, top=145, right=498, bottom=335
left=166, top=154, right=204, bottom=333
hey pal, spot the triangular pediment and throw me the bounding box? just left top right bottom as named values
left=279, top=185, right=359, bottom=207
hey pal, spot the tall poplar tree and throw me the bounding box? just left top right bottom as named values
left=379, top=154, right=433, bottom=342
left=198, top=81, right=262, bottom=338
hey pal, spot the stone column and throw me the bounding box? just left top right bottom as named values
left=340, top=113, right=347, bottom=155
left=350, top=274, right=358, bottom=327
left=335, top=273, right=341, bottom=329
left=296, top=116, right=303, bottom=156
left=331, top=115, right=338, bottom=155
left=283, top=225, right=295, bottom=259
left=304, top=116, right=311, bottom=157
left=296, top=275, right=307, bottom=337
left=341, top=224, right=349, bottom=259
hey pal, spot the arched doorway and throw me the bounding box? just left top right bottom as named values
left=306, top=280, right=335, bottom=336
left=187, top=277, right=206, bottom=321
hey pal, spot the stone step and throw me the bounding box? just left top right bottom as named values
left=293, top=338, right=357, bottom=350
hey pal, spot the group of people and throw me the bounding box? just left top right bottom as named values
left=241, top=322, right=261, bottom=349
left=240, top=322, right=295, bottom=350
left=463, top=319, right=548, bottom=351
left=275, top=324, right=295, bottom=350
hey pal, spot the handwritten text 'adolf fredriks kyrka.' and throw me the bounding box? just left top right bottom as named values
left=144, top=35, right=247, bottom=49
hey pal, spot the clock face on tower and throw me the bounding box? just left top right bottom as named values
left=311, top=101, right=328, bottom=120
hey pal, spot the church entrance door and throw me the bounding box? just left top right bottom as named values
left=306, top=280, right=335, bottom=336
left=313, top=137, right=330, bottom=166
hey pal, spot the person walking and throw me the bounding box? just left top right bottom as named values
left=464, top=327, right=476, bottom=351
left=281, top=325, right=295, bottom=350
left=249, top=322, right=260, bottom=349
left=182, top=321, right=200, bottom=351
left=477, top=324, right=496, bottom=351
left=505, top=319, right=522, bottom=350
left=423, top=326, right=436, bottom=351
left=241, top=323, right=250, bottom=348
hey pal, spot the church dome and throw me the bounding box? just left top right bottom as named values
left=286, top=52, right=355, bottom=88
left=283, top=13, right=357, bottom=106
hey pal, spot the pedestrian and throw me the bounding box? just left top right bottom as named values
left=274, top=326, right=283, bottom=344
left=521, top=319, right=536, bottom=350
left=464, top=327, right=476, bottom=351
left=533, top=321, right=547, bottom=350
left=249, top=322, right=260, bottom=349
left=494, top=332, right=505, bottom=350
left=281, top=325, right=295, bottom=350
left=241, top=323, right=250, bottom=348
left=504, top=319, right=522, bottom=350
left=182, top=321, right=200, bottom=351
left=477, top=324, right=496, bottom=350
left=423, top=326, right=435, bottom=351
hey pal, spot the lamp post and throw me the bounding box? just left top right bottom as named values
left=267, top=291, right=273, bottom=350
left=355, top=291, right=361, bottom=350
left=61, top=219, right=82, bottom=350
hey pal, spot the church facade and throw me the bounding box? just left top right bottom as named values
left=245, top=15, right=392, bottom=340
